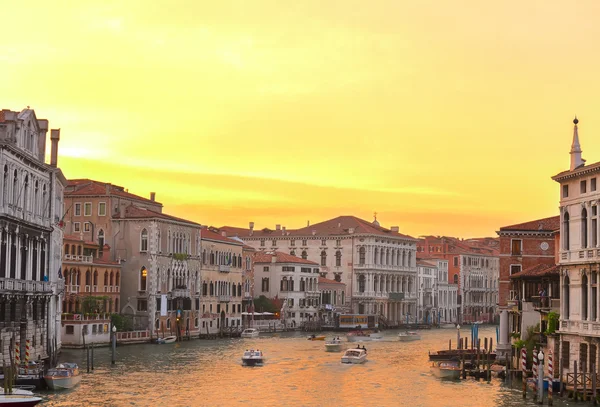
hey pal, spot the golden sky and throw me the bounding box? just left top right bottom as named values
left=2, top=1, right=600, bottom=238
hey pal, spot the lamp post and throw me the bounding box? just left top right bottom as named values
left=111, top=325, right=117, bottom=365
left=457, top=324, right=461, bottom=349
left=538, top=350, right=545, bottom=404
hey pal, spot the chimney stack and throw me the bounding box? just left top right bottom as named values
left=221, top=231, right=227, bottom=237
left=249, top=222, right=254, bottom=230
left=391, top=226, right=399, bottom=233
left=150, top=192, right=156, bottom=201
left=312, top=230, right=316, bottom=236
left=282, top=226, right=286, bottom=234
left=50, top=129, right=60, bottom=167
left=105, top=184, right=110, bottom=195
left=276, top=224, right=281, bottom=231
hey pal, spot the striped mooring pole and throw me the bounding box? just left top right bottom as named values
left=24, top=339, right=31, bottom=373
left=522, top=347, right=528, bottom=399
left=14, top=342, right=20, bottom=366
left=548, top=350, right=553, bottom=406
left=533, top=349, right=538, bottom=402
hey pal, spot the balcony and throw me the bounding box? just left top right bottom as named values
left=0, top=278, right=52, bottom=293
left=389, top=292, right=405, bottom=301
left=218, top=294, right=231, bottom=302
left=172, top=287, right=190, bottom=299
left=69, top=285, right=80, bottom=293
left=63, top=254, right=93, bottom=263
left=219, top=265, right=230, bottom=273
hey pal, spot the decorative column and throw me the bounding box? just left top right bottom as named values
left=589, top=270, right=593, bottom=322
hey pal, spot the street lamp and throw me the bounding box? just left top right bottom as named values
left=457, top=324, right=461, bottom=349
left=111, top=325, right=117, bottom=365
left=538, top=350, right=545, bottom=402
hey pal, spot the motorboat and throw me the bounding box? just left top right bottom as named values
left=324, top=338, right=343, bottom=352
left=0, top=363, right=46, bottom=390
left=241, top=328, right=260, bottom=338
left=341, top=348, right=368, bottom=364
left=44, top=363, right=82, bottom=390
left=0, top=387, right=41, bottom=406
left=157, top=336, right=177, bottom=344
left=430, top=360, right=462, bottom=380
left=398, top=331, right=421, bottom=342
left=241, top=349, right=264, bottom=366
left=429, top=349, right=497, bottom=362
left=346, top=330, right=383, bottom=342
left=307, top=335, right=326, bottom=341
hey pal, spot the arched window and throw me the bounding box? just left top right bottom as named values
left=2, top=165, right=8, bottom=205
left=564, top=275, right=570, bottom=317
left=93, top=270, right=98, bottom=286
left=209, top=282, right=214, bottom=296
left=98, top=229, right=105, bottom=248
left=23, top=175, right=29, bottom=212
left=104, top=271, right=108, bottom=286
left=116, top=272, right=120, bottom=288
left=85, top=270, right=91, bottom=286
left=42, top=185, right=47, bottom=217
left=564, top=212, right=570, bottom=250
left=300, top=278, right=306, bottom=291
left=582, top=208, right=588, bottom=249
left=290, top=250, right=296, bottom=256
left=301, top=251, right=307, bottom=260
left=12, top=170, right=18, bottom=206
left=210, top=251, right=215, bottom=265
left=140, top=229, right=148, bottom=252
left=359, top=247, right=366, bottom=265
left=238, top=255, right=242, bottom=268
left=582, top=273, right=588, bottom=320
left=140, top=267, right=147, bottom=291
left=289, top=278, right=294, bottom=291
left=33, top=180, right=38, bottom=215
left=358, top=275, right=366, bottom=293
left=335, top=250, right=342, bottom=267
left=320, top=251, right=327, bottom=267
left=374, top=248, right=378, bottom=264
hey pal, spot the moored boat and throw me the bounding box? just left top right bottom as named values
left=324, top=337, right=343, bottom=352
left=157, top=336, right=177, bottom=344
left=241, top=328, right=260, bottom=338
left=398, top=331, right=421, bottom=342
left=439, top=323, right=457, bottom=329
left=430, top=360, right=462, bottom=380
left=241, top=349, right=264, bottom=366
left=341, top=348, right=368, bottom=364
left=346, top=330, right=383, bottom=342
left=44, top=363, right=82, bottom=390
left=0, top=394, right=42, bottom=406
left=429, top=349, right=497, bottom=362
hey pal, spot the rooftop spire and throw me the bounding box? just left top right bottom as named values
left=570, top=116, right=585, bottom=171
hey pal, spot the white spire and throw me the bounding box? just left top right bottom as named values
left=570, top=116, right=585, bottom=171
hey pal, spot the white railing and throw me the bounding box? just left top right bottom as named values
left=0, top=278, right=52, bottom=293
left=85, top=285, right=91, bottom=292
left=219, top=265, right=231, bottom=273
left=63, top=254, right=93, bottom=263
left=218, top=295, right=231, bottom=302
left=92, top=285, right=98, bottom=292
left=70, top=285, right=80, bottom=293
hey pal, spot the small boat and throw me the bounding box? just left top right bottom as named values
left=157, top=335, right=177, bottom=344
left=430, top=360, right=462, bottom=379
left=346, top=330, right=383, bottom=342
left=325, top=338, right=343, bottom=352
left=241, top=328, right=260, bottom=338
left=307, top=335, right=326, bottom=341
left=398, top=331, right=421, bottom=342
left=0, top=394, right=42, bottom=406
left=242, top=349, right=264, bottom=366
left=44, top=363, right=82, bottom=390
left=429, top=349, right=497, bottom=362
left=341, top=348, right=368, bottom=364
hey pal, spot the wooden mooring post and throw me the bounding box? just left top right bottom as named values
left=574, top=361, right=578, bottom=401
left=462, top=351, right=466, bottom=379
left=592, top=363, right=596, bottom=406
left=583, top=362, right=588, bottom=402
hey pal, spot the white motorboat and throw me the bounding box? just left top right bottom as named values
left=325, top=338, right=343, bottom=352
left=341, top=348, right=368, bottom=364
left=398, top=331, right=421, bottom=342
left=157, top=335, right=177, bottom=344
left=44, top=363, right=82, bottom=390
left=0, top=393, right=42, bottom=406
left=430, top=360, right=462, bottom=380
left=241, top=328, right=260, bottom=338
left=241, top=349, right=264, bottom=366
left=346, top=330, right=383, bottom=342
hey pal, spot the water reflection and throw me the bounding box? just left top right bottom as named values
left=39, top=327, right=582, bottom=406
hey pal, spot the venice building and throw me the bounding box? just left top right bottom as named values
left=0, top=108, right=66, bottom=365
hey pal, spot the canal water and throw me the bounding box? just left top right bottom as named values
left=40, top=326, right=583, bottom=406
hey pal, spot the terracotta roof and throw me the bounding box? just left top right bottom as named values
left=499, top=216, right=560, bottom=232
left=418, top=236, right=499, bottom=256
left=200, top=227, right=243, bottom=245
left=417, top=260, right=437, bottom=267
left=552, top=161, right=600, bottom=182
left=510, top=264, right=559, bottom=279
left=65, top=179, right=161, bottom=205
left=113, top=204, right=199, bottom=226
left=318, top=276, right=345, bottom=286
left=0, top=110, right=5, bottom=123
left=253, top=251, right=318, bottom=265
left=220, top=215, right=415, bottom=240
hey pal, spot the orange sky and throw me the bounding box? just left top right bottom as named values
left=2, top=1, right=600, bottom=238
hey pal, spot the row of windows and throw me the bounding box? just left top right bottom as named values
left=64, top=268, right=120, bottom=287
left=563, top=178, right=598, bottom=198
left=73, top=202, right=106, bottom=217
left=262, top=239, right=343, bottom=247
left=2, top=166, right=49, bottom=217
left=0, top=231, right=47, bottom=281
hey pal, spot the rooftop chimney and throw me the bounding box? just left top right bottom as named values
left=282, top=226, right=286, bottom=234
left=221, top=231, right=227, bottom=237
left=50, top=129, right=60, bottom=167
left=150, top=192, right=156, bottom=201
left=312, top=230, right=316, bottom=236
left=105, top=184, right=110, bottom=195
left=271, top=255, right=277, bottom=263
left=391, top=226, right=399, bottom=233
left=276, top=224, right=281, bottom=231
left=249, top=222, right=254, bottom=230
left=348, top=228, right=355, bottom=234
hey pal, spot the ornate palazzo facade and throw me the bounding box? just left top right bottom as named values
left=0, top=108, right=66, bottom=365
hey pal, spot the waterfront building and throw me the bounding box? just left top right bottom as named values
left=198, top=227, right=244, bottom=334
left=417, top=258, right=458, bottom=325
left=221, top=215, right=418, bottom=325
left=417, top=236, right=499, bottom=324
left=252, top=250, right=320, bottom=328
left=0, top=108, right=66, bottom=365
left=318, top=276, right=347, bottom=327
left=553, top=118, right=600, bottom=375
left=496, top=216, right=560, bottom=357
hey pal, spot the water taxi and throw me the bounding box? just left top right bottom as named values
left=341, top=348, right=368, bottom=364
left=324, top=337, right=343, bottom=352
left=307, top=334, right=326, bottom=341
left=0, top=386, right=42, bottom=406
left=44, top=363, right=82, bottom=390
left=398, top=331, right=421, bottom=342
left=241, top=328, right=260, bottom=338
left=157, top=336, right=177, bottom=344
left=241, top=349, right=264, bottom=366
left=430, top=360, right=462, bottom=380
left=346, top=330, right=383, bottom=342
